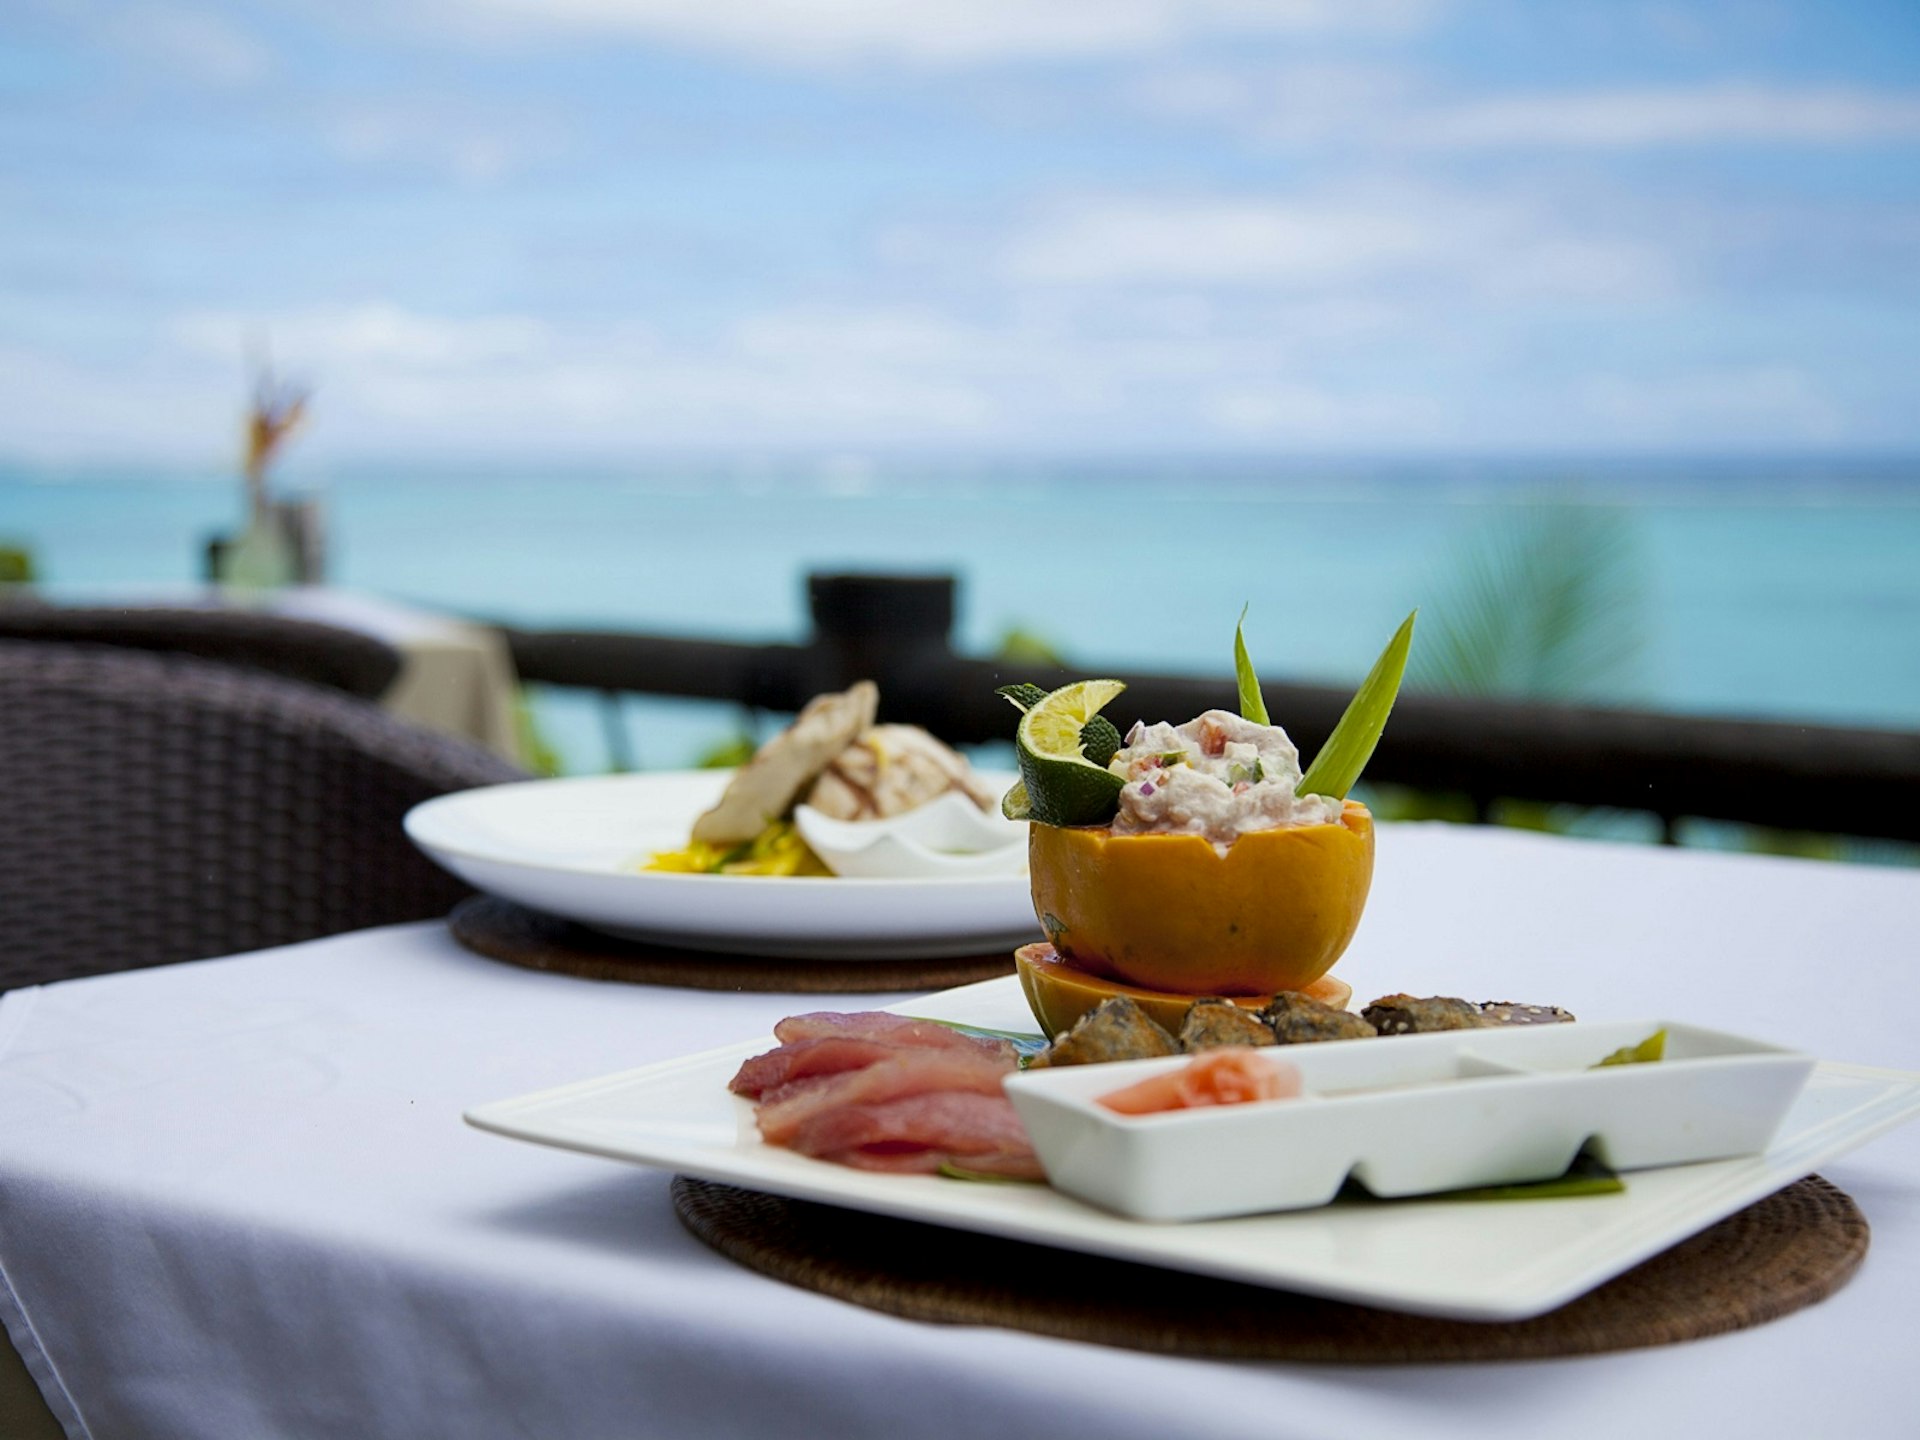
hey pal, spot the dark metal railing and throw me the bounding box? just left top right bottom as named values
left=493, top=573, right=1920, bottom=845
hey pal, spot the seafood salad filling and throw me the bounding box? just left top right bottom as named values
left=1109, top=709, right=1344, bottom=846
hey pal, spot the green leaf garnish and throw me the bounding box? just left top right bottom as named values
left=1344, top=1150, right=1623, bottom=1203
left=903, top=1016, right=1051, bottom=1061
left=1594, top=1029, right=1666, bottom=1068
left=1438, top=1152, right=1625, bottom=1201
left=1297, top=609, right=1417, bottom=800
left=938, top=1161, right=1043, bottom=1184
left=1234, top=604, right=1269, bottom=725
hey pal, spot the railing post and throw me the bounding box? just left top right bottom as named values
left=806, top=572, right=958, bottom=725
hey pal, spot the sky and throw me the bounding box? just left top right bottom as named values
left=2, top=0, right=1918, bottom=464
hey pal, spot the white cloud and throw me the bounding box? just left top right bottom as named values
left=323, top=103, right=565, bottom=184
left=1202, top=383, right=1445, bottom=441
left=0, top=341, right=231, bottom=464
left=1417, top=84, right=1920, bottom=149
left=137, top=291, right=1456, bottom=453
left=994, top=189, right=1672, bottom=302
left=1131, top=67, right=1920, bottom=151
left=1579, top=368, right=1845, bottom=444
left=446, top=0, right=1436, bottom=67
left=1002, top=197, right=1433, bottom=287
left=0, top=284, right=1894, bottom=458
left=160, top=301, right=1000, bottom=447
left=173, top=304, right=559, bottom=369
left=1131, top=61, right=1418, bottom=145
left=109, top=5, right=273, bottom=87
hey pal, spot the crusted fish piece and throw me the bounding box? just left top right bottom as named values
left=1031, top=997, right=1178, bottom=1069
left=1176, top=999, right=1278, bottom=1053
left=1479, top=1001, right=1576, bottom=1026
left=1262, top=991, right=1378, bottom=1044
left=1361, top=993, right=1492, bottom=1036
left=691, top=682, right=880, bottom=845
left=805, top=723, right=995, bottom=820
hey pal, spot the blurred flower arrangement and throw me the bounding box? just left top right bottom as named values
left=216, top=362, right=318, bottom=590
left=244, top=367, right=307, bottom=527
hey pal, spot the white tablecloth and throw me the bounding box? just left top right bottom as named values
left=268, top=588, right=525, bottom=765
left=0, top=824, right=1915, bottom=1440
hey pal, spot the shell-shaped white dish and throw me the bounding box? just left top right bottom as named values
left=793, top=792, right=1027, bottom=879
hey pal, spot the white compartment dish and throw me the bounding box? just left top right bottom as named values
left=1005, top=1020, right=1816, bottom=1222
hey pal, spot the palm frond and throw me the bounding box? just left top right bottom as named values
left=1412, top=501, right=1645, bottom=703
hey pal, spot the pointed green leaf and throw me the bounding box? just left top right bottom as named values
left=1234, top=604, right=1269, bottom=725
left=1297, top=610, right=1417, bottom=800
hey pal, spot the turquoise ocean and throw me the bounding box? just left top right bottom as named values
left=5, top=456, right=1919, bottom=778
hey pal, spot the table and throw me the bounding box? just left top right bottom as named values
left=0, top=824, right=1914, bottom=1440
left=263, top=587, right=526, bottom=765
left=21, top=584, right=529, bottom=766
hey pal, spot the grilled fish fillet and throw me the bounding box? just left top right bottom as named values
left=690, top=681, right=879, bottom=845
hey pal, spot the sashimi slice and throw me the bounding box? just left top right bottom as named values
left=728, top=1036, right=902, bottom=1099
left=756, top=1047, right=1016, bottom=1145
left=772, top=1011, right=1016, bottom=1062
left=786, top=1090, right=1044, bottom=1181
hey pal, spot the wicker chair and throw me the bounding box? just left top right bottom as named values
left=0, top=640, right=528, bottom=990
left=0, top=604, right=403, bottom=700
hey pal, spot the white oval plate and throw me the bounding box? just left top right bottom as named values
left=405, top=770, right=1039, bottom=960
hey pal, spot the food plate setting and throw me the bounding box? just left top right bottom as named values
left=404, top=769, right=1036, bottom=959
left=467, top=976, right=1920, bottom=1322
left=457, top=644, right=1920, bottom=1326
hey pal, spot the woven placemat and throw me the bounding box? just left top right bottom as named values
left=672, top=1174, right=1867, bottom=1362
left=449, top=896, right=1019, bottom=993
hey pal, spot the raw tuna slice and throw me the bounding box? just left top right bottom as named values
left=786, top=1090, right=1043, bottom=1181
left=729, top=1036, right=901, bottom=1099
left=755, top=1047, right=1016, bottom=1145
left=772, top=1011, right=1016, bottom=1063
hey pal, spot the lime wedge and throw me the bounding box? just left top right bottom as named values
left=1015, top=680, right=1128, bottom=827
left=999, top=682, right=1122, bottom=767
left=1000, top=778, right=1032, bottom=820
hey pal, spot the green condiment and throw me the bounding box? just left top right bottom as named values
left=1594, top=1030, right=1667, bottom=1068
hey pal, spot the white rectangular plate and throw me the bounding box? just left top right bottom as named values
left=466, top=977, right=1920, bottom=1321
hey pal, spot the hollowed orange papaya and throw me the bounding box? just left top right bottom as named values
left=1015, top=942, right=1353, bottom=1039
left=1026, top=800, right=1374, bottom=999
